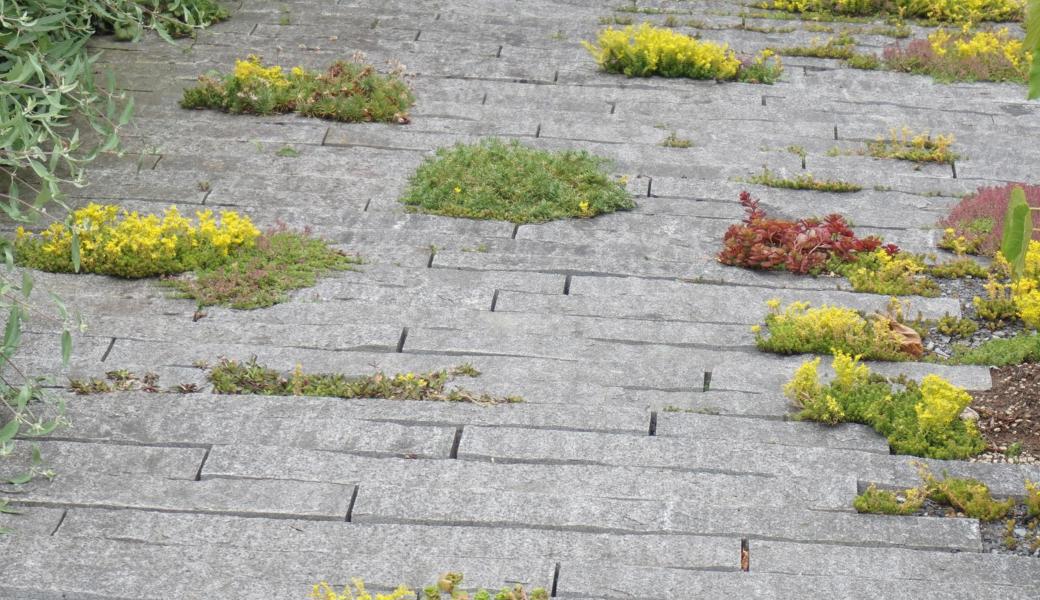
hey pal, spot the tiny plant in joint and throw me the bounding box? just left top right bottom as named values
left=400, top=138, right=634, bottom=223
left=209, top=358, right=522, bottom=404
left=745, top=167, right=862, bottom=192
left=583, top=23, right=784, bottom=83
left=855, top=464, right=1020, bottom=521
left=784, top=351, right=985, bottom=459
left=181, top=54, right=415, bottom=123
left=866, top=127, right=958, bottom=164
left=14, top=204, right=357, bottom=309
left=309, top=572, right=548, bottom=600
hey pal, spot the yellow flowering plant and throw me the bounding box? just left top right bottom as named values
left=756, top=0, right=1023, bottom=23
left=182, top=54, right=414, bottom=123
left=756, top=300, right=915, bottom=360
left=583, top=23, right=783, bottom=83
left=784, top=351, right=985, bottom=458
left=15, top=203, right=260, bottom=278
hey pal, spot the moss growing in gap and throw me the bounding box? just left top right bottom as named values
left=745, top=167, right=862, bottom=192
left=400, top=138, right=634, bottom=223
left=209, top=358, right=522, bottom=404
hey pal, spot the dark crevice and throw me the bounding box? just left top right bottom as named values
left=100, top=338, right=116, bottom=363
left=496, top=45, right=503, bottom=58
left=562, top=275, right=572, bottom=295
left=551, top=563, right=561, bottom=597
left=760, top=96, right=766, bottom=107
left=345, top=485, right=360, bottom=522
left=193, top=446, right=212, bottom=481
left=481, top=92, right=488, bottom=106
left=535, top=123, right=541, bottom=138
left=703, top=371, right=713, bottom=392
left=741, top=538, right=750, bottom=572
left=609, top=101, right=616, bottom=115
left=951, top=161, right=958, bottom=179
left=8, top=500, right=346, bottom=523
left=833, top=125, right=839, bottom=140
left=414, top=29, right=421, bottom=41
left=49, top=509, right=68, bottom=536
left=648, top=411, right=657, bottom=436
left=489, top=289, right=500, bottom=312
left=646, top=177, right=652, bottom=197
left=427, top=248, right=436, bottom=268
left=396, top=327, right=409, bottom=353
left=511, top=224, right=520, bottom=239
left=363, top=198, right=371, bottom=212
left=320, top=127, right=330, bottom=146
left=200, top=190, right=212, bottom=205
left=248, top=22, right=258, bottom=35
left=449, top=427, right=464, bottom=459
left=553, top=70, right=559, bottom=83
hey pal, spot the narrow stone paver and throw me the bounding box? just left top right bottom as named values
left=2, top=0, right=1040, bottom=598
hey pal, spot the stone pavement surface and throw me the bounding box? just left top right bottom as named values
left=2, top=0, right=1040, bottom=598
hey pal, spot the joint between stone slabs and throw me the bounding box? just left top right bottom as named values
left=449, top=426, right=464, bottom=459
left=320, top=127, right=330, bottom=146
left=363, top=198, right=371, bottom=212
left=833, top=125, right=839, bottom=141
left=951, top=161, right=958, bottom=179
left=193, top=445, right=213, bottom=481
left=535, top=123, right=541, bottom=138
left=481, top=92, right=488, bottom=106
left=551, top=562, right=561, bottom=597
left=496, top=45, right=503, bottom=59
left=562, top=275, right=571, bottom=295
left=608, top=102, right=616, bottom=115
left=427, top=248, right=436, bottom=269
left=100, top=337, right=117, bottom=363
left=511, top=224, right=519, bottom=239
left=345, top=485, right=360, bottom=522
left=490, top=289, right=500, bottom=312
left=414, top=29, right=421, bottom=42
left=741, top=538, right=750, bottom=572
left=8, top=500, right=347, bottom=523
left=49, top=509, right=68, bottom=536
left=248, top=22, right=258, bottom=35
left=646, top=177, right=652, bottom=198
left=702, top=371, right=713, bottom=392
left=648, top=411, right=657, bottom=437
left=396, top=327, right=409, bottom=353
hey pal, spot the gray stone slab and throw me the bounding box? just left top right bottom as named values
left=556, top=564, right=1037, bottom=600
left=0, top=534, right=553, bottom=600
left=0, top=441, right=205, bottom=481
left=59, top=394, right=456, bottom=456
left=203, top=444, right=855, bottom=509
left=654, top=413, right=889, bottom=453
left=57, top=508, right=737, bottom=569
left=754, top=541, right=1040, bottom=588
left=2, top=473, right=353, bottom=519
left=0, top=506, right=66, bottom=536
left=353, top=484, right=981, bottom=550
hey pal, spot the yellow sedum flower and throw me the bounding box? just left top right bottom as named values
left=583, top=23, right=743, bottom=80
left=915, top=374, right=973, bottom=433
left=234, top=54, right=290, bottom=87
left=15, top=203, right=260, bottom=278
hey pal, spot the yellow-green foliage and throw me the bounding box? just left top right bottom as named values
left=181, top=55, right=415, bottom=123
left=755, top=299, right=912, bottom=360
left=856, top=466, right=1015, bottom=521
left=784, top=351, right=985, bottom=458
left=310, top=579, right=414, bottom=600
left=830, top=249, right=940, bottom=297
left=583, top=23, right=783, bottom=82
left=1010, top=241, right=1040, bottom=328
left=915, top=374, right=973, bottom=432
left=921, top=468, right=1015, bottom=520
left=1027, top=480, right=1040, bottom=518
left=757, top=0, right=1023, bottom=23
left=853, top=483, right=925, bottom=515
left=867, top=128, right=958, bottom=164
left=15, top=203, right=259, bottom=278
left=974, top=279, right=1020, bottom=324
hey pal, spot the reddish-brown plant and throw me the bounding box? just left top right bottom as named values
left=718, top=191, right=896, bottom=274
left=939, top=183, right=1040, bottom=255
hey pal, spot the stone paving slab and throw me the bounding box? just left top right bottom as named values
left=3, top=0, right=1039, bottom=595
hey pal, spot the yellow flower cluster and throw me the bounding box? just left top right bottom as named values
left=16, top=203, right=260, bottom=278
left=310, top=580, right=414, bottom=600
left=915, top=374, right=973, bottom=433
left=783, top=356, right=822, bottom=407
left=928, top=27, right=1030, bottom=70
left=1009, top=241, right=1040, bottom=328
left=918, top=0, right=1024, bottom=24
left=583, top=23, right=742, bottom=80
left=233, top=54, right=292, bottom=87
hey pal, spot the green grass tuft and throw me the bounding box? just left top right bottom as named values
left=949, top=333, right=1040, bottom=366
left=167, top=229, right=360, bottom=309
left=400, top=139, right=635, bottom=223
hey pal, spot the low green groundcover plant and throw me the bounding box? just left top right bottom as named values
left=583, top=23, right=784, bottom=83
left=15, top=204, right=352, bottom=309
left=755, top=299, right=916, bottom=361
left=785, top=351, right=985, bottom=459
left=855, top=464, right=1021, bottom=521
left=181, top=55, right=414, bottom=123
left=950, top=332, right=1040, bottom=365
left=754, top=0, right=1023, bottom=23
left=167, top=227, right=360, bottom=309
left=310, top=572, right=548, bottom=600
left=209, top=358, right=522, bottom=405
left=874, top=28, right=1031, bottom=84
left=400, top=139, right=635, bottom=223
left=746, top=167, right=862, bottom=192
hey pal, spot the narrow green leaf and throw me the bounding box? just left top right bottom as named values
left=70, top=228, right=80, bottom=272
left=0, top=419, right=19, bottom=446
left=6, top=473, right=32, bottom=486
left=21, top=271, right=32, bottom=300
left=61, top=330, right=72, bottom=366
